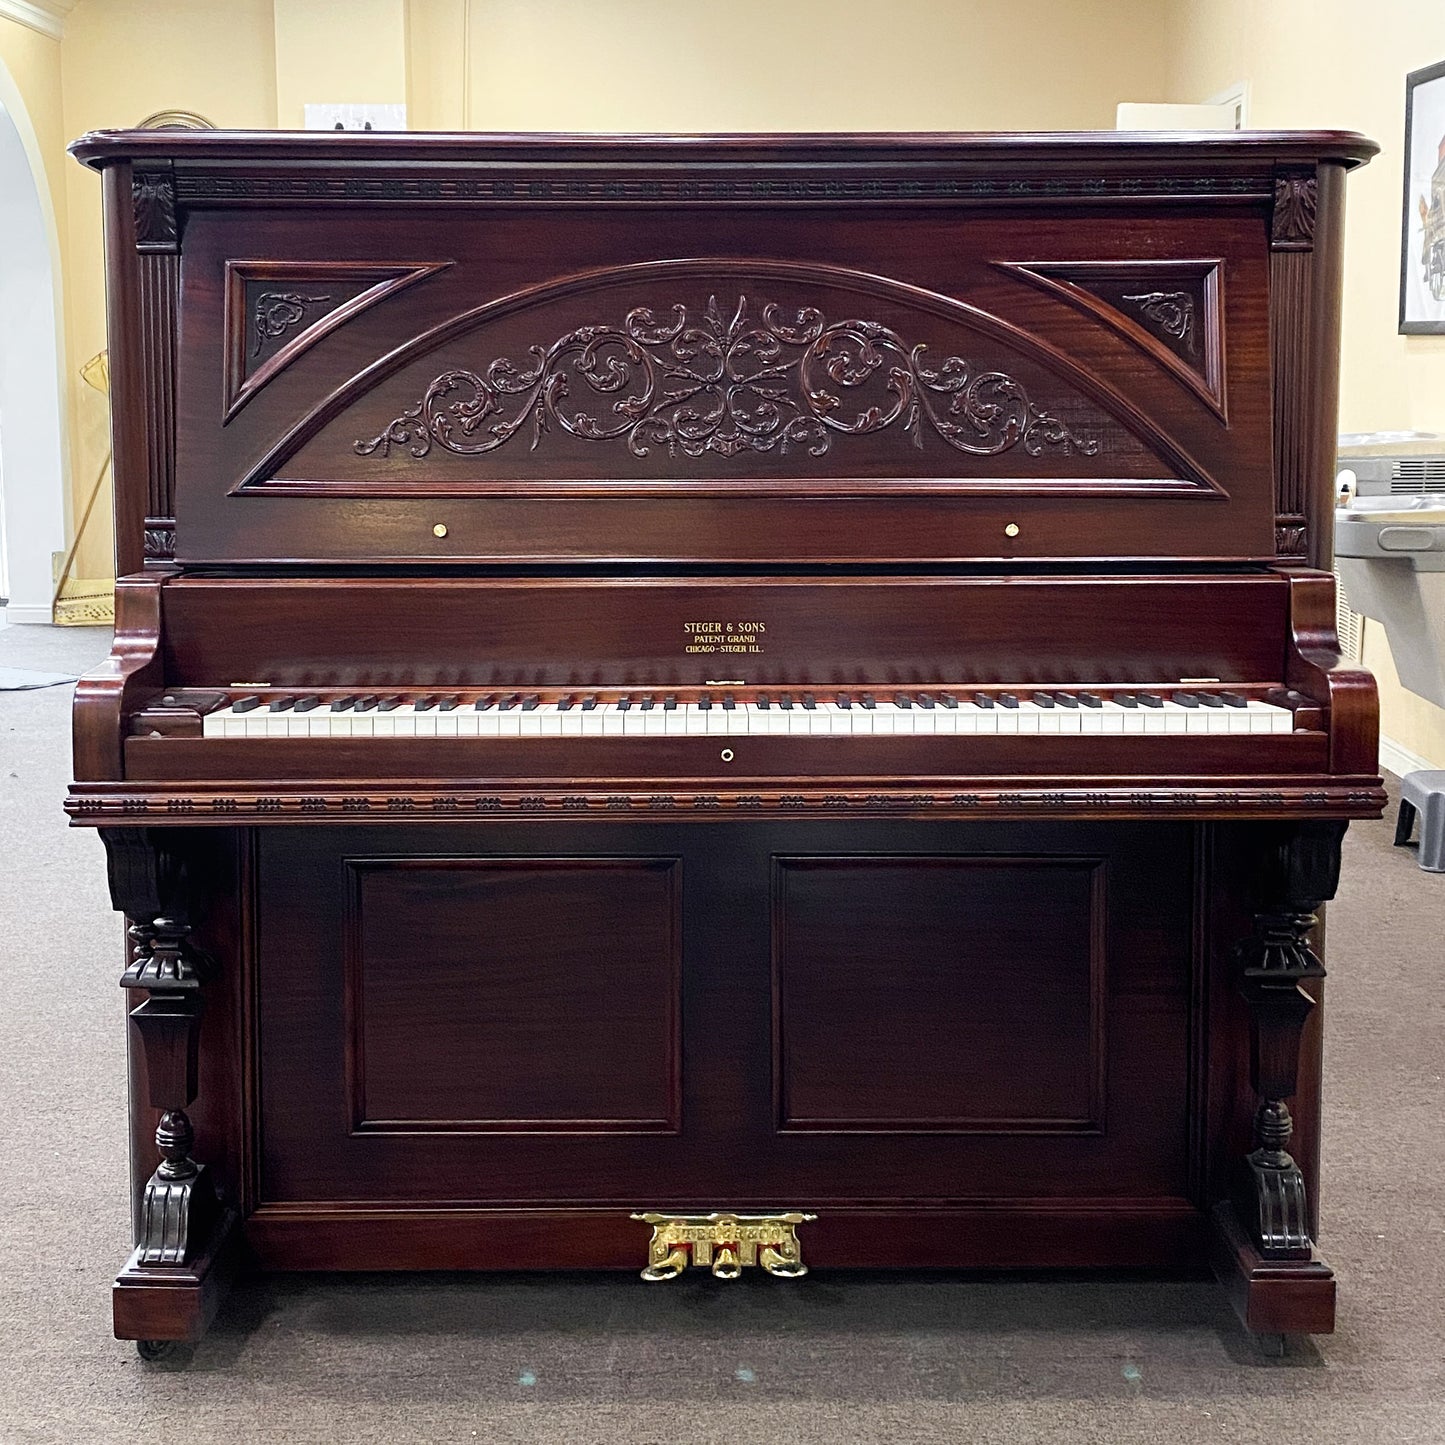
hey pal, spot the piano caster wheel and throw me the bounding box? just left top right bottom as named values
left=135, top=1339, right=175, bottom=1363
left=1254, top=1332, right=1287, bottom=1359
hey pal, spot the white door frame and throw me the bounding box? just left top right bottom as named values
left=0, top=54, right=70, bottom=625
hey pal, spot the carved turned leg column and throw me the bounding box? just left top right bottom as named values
left=101, top=829, right=238, bottom=1354
left=122, top=913, right=219, bottom=1266
left=1211, top=819, right=1347, bottom=1347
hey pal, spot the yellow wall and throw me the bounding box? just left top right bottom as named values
left=1166, top=0, right=1445, bottom=766
left=459, top=0, right=1170, bottom=132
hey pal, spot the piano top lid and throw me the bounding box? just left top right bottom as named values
left=67, top=127, right=1380, bottom=172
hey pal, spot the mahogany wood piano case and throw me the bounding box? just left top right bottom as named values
left=66, top=129, right=1382, bottom=1355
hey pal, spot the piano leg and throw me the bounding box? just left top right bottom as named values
left=102, top=829, right=242, bottom=1358
left=1211, top=820, right=1347, bottom=1349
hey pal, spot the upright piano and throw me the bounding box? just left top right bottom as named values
left=67, top=129, right=1383, bottom=1358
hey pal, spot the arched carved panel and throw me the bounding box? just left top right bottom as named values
left=236, top=259, right=1224, bottom=500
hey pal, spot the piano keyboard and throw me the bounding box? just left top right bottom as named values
left=198, top=688, right=1297, bottom=738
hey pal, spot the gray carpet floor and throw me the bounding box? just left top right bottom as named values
left=1, top=623, right=1442, bottom=1445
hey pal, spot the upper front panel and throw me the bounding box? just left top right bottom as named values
left=78, top=133, right=1375, bottom=567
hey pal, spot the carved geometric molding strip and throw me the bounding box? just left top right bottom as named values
left=1271, top=173, right=1317, bottom=251
left=222, top=260, right=451, bottom=423
left=996, top=259, right=1226, bottom=421
left=354, top=292, right=1103, bottom=465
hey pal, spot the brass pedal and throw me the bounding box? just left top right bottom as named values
left=630, top=1211, right=816, bottom=1281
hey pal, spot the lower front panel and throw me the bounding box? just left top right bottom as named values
left=244, top=819, right=1202, bottom=1269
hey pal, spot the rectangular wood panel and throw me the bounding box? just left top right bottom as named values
left=343, top=857, right=681, bottom=1132
left=772, top=855, right=1105, bottom=1132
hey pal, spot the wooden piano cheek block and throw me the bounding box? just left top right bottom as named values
left=64, top=128, right=1385, bottom=1359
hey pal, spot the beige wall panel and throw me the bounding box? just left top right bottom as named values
left=273, top=0, right=407, bottom=129
left=462, top=0, right=1173, bottom=132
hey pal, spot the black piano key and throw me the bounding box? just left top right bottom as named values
left=998, top=692, right=1019, bottom=709
left=231, top=696, right=262, bottom=713
left=802, top=693, right=816, bottom=709
left=916, top=693, right=935, bottom=709
left=779, top=694, right=793, bottom=710
left=329, top=696, right=354, bottom=712
left=1054, top=692, right=1079, bottom=708
left=860, top=694, right=876, bottom=710
left=438, top=696, right=460, bottom=711
left=698, top=694, right=712, bottom=710
left=756, top=695, right=770, bottom=710
left=1138, top=693, right=1164, bottom=708
left=1078, top=692, right=1103, bottom=708
left=893, top=693, right=912, bottom=708
left=498, top=694, right=520, bottom=711
left=378, top=696, right=402, bottom=712
left=473, top=695, right=496, bottom=711
left=1197, top=692, right=1225, bottom=707
left=973, top=692, right=995, bottom=709
left=1171, top=691, right=1200, bottom=708
left=1114, top=693, right=1139, bottom=708
left=293, top=696, right=321, bottom=712
left=616, top=696, right=631, bottom=711
left=354, top=695, right=379, bottom=711
left=412, top=696, right=436, bottom=712
left=939, top=693, right=957, bottom=708
left=836, top=693, right=852, bottom=709
left=640, top=696, right=655, bottom=711
left=1221, top=691, right=1248, bottom=708
left=268, top=696, right=295, bottom=712
left=582, top=694, right=599, bottom=710
left=721, top=695, right=735, bottom=710
left=556, top=695, right=574, bottom=711
left=664, top=694, right=677, bottom=711
left=1033, top=692, right=1056, bottom=708
left=521, top=694, right=540, bottom=711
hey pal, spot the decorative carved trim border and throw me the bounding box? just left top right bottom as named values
left=996, top=259, right=1227, bottom=422
left=174, top=169, right=1279, bottom=208
left=222, top=260, right=451, bottom=422
left=235, top=257, right=1225, bottom=501
left=67, top=782, right=1387, bottom=825
left=142, top=515, right=175, bottom=564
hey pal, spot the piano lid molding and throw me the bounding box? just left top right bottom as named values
left=222, top=261, right=452, bottom=423
left=995, top=260, right=1226, bottom=421
left=351, top=293, right=1103, bottom=466
left=233, top=259, right=1226, bottom=501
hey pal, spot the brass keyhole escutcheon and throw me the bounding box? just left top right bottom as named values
left=1004, top=522, right=1021, bottom=538
left=432, top=523, right=449, bottom=538
left=721, top=748, right=735, bottom=763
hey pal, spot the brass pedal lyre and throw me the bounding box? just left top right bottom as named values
left=630, top=1211, right=816, bottom=1281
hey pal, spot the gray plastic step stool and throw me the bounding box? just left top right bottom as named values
left=1395, top=770, right=1445, bottom=872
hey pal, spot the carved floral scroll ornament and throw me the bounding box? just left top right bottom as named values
left=354, top=294, right=1100, bottom=463
left=1122, top=290, right=1196, bottom=353
left=254, top=291, right=332, bottom=355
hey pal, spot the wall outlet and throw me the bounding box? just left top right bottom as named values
left=303, top=104, right=407, bottom=132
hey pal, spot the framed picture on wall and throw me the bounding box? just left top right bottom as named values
left=1401, top=59, right=1445, bottom=334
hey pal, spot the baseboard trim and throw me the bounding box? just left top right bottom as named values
left=1379, top=735, right=1441, bottom=779
left=0, top=603, right=55, bottom=626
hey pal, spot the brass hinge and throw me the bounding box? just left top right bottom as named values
left=630, top=1211, right=816, bottom=1281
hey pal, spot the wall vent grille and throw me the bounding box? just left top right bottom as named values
left=1390, top=457, right=1445, bottom=493
left=1333, top=565, right=1364, bottom=661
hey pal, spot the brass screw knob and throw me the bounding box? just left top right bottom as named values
left=1004, top=522, right=1020, bottom=538
left=432, top=523, right=449, bottom=538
